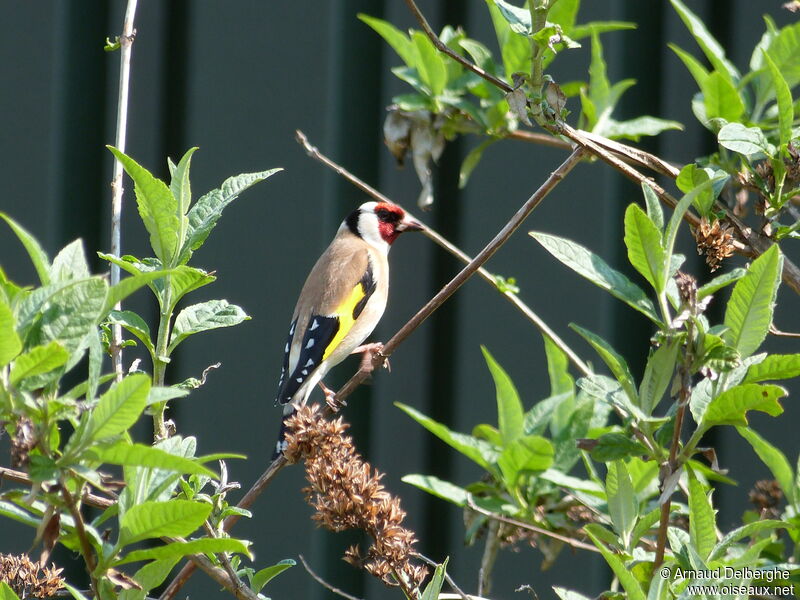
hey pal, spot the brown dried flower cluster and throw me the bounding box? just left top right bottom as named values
left=0, top=554, right=64, bottom=599
left=10, top=417, right=35, bottom=469
left=749, top=479, right=783, bottom=519
left=284, top=405, right=427, bottom=592
left=692, top=217, right=736, bottom=271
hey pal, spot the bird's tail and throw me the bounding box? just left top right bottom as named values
left=271, top=403, right=295, bottom=461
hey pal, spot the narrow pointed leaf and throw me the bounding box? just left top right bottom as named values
left=624, top=204, right=666, bottom=292
left=642, top=182, right=663, bottom=231
left=696, top=268, right=746, bottom=300
left=606, top=460, right=638, bottom=547
left=9, top=342, right=68, bottom=385
left=0, top=213, right=51, bottom=285
left=108, top=310, right=155, bottom=356
left=89, top=443, right=216, bottom=477
left=570, top=324, right=637, bottom=402
left=669, top=0, right=739, bottom=82
left=688, top=467, right=717, bottom=560
left=249, top=560, right=296, bottom=593
left=763, top=50, right=794, bottom=146
left=169, top=300, right=250, bottom=352
left=530, top=232, right=660, bottom=323
left=744, top=353, right=800, bottom=383
left=498, top=435, right=554, bottom=486
left=357, top=14, right=415, bottom=67
left=639, top=339, right=680, bottom=414
left=0, top=302, right=21, bottom=366
left=108, top=147, right=181, bottom=266
left=102, top=270, right=172, bottom=316
left=170, top=147, right=198, bottom=217
left=88, top=373, right=150, bottom=440
left=737, top=427, right=796, bottom=505
left=119, top=500, right=212, bottom=545
left=420, top=557, right=449, bottom=600
left=481, top=346, right=523, bottom=445
left=51, top=239, right=90, bottom=282
left=723, top=245, right=782, bottom=357
left=708, top=519, right=790, bottom=561
left=584, top=525, right=646, bottom=600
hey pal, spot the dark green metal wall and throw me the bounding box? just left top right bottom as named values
left=0, top=1, right=797, bottom=599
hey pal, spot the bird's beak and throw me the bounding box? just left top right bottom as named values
left=397, top=215, right=424, bottom=232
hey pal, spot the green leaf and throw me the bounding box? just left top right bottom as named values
left=723, top=245, right=782, bottom=357
left=119, top=500, right=212, bottom=545
left=249, top=559, right=296, bottom=593
left=0, top=212, right=51, bottom=285
left=358, top=14, right=415, bottom=67
left=180, top=169, right=280, bottom=264
left=624, top=203, right=666, bottom=292
left=737, top=426, right=796, bottom=505
left=0, top=583, right=21, bottom=600
left=708, top=519, right=790, bottom=561
left=498, top=435, right=554, bottom=486
left=459, top=139, right=496, bottom=188
left=39, top=277, right=108, bottom=353
left=51, top=239, right=90, bottom=282
left=639, top=340, right=680, bottom=415
left=584, top=524, right=646, bottom=600
left=676, top=164, right=715, bottom=216
left=687, top=467, right=717, bottom=560
left=668, top=43, right=710, bottom=89
left=9, top=342, right=68, bottom=386
left=0, top=301, right=21, bottom=366
left=493, top=0, right=532, bottom=35
left=125, top=557, right=182, bottom=595
left=63, top=584, right=90, bottom=600
left=697, top=268, right=747, bottom=300
left=89, top=373, right=150, bottom=440
left=589, top=433, right=648, bottom=462
left=669, top=0, right=739, bottom=82
left=570, top=324, right=637, bottom=403
left=102, top=270, right=172, bottom=317
left=412, top=31, right=446, bottom=96
left=701, top=71, right=744, bottom=122
left=641, top=182, right=664, bottom=231
left=744, top=354, right=800, bottom=383
left=530, top=232, right=661, bottom=323
left=718, top=122, right=773, bottom=156
left=763, top=51, right=794, bottom=147
left=168, top=300, right=250, bottom=352
left=553, top=588, right=593, bottom=600
left=420, top=557, right=449, bottom=600
left=89, top=442, right=217, bottom=477
left=703, top=383, right=785, bottom=427
left=601, top=116, right=683, bottom=141
left=606, top=460, right=638, bottom=547
left=543, top=334, right=573, bottom=397
left=108, top=310, right=155, bottom=357
left=402, top=474, right=469, bottom=506
left=117, top=537, right=251, bottom=565
left=164, top=266, right=216, bottom=308
left=481, top=346, right=523, bottom=445
left=396, top=402, right=498, bottom=470
left=170, top=147, right=198, bottom=219
left=109, top=147, right=182, bottom=266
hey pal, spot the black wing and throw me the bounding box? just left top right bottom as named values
left=274, top=315, right=339, bottom=405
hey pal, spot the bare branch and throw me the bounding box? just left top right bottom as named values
left=299, top=554, right=365, bottom=600
left=295, top=130, right=592, bottom=377
left=109, top=0, right=139, bottom=381
left=0, top=466, right=113, bottom=509
left=333, top=147, right=584, bottom=405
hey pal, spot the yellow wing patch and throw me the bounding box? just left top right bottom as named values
left=322, top=283, right=366, bottom=360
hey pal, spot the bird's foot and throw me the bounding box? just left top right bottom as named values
left=352, top=342, right=389, bottom=373
left=319, top=380, right=346, bottom=412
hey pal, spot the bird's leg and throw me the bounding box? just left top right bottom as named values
left=351, top=342, right=390, bottom=373
left=318, top=380, right=345, bottom=412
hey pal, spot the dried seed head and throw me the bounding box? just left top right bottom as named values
left=675, top=271, right=697, bottom=306
left=749, top=479, right=783, bottom=519
left=0, top=554, right=64, bottom=599
left=692, top=217, right=735, bottom=271
left=10, top=417, right=35, bottom=469
left=285, top=405, right=427, bottom=592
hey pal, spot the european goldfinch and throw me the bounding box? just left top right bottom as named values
left=272, top=201, right=423, bottom=457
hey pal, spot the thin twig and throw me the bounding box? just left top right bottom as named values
left=299, top=554, right=365, bottom=600
left=109, top=0, right=139, bottom=382
left=466, top=497, right=600, bottom=554
left=770, top=324, right=800, bottom=338
left=333, top=147, right=584, bottom=405
left=295, top=130, right=592, bottom=377
left=478, top=519, right=501, bottom=596
left=0, top=466, right=113, bottom=509
left=413, top=553, right=470, bottom=600
left=60, top=482, right=99, bottom=598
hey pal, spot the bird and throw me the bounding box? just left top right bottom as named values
left=272, top=201, right=423, bottom=458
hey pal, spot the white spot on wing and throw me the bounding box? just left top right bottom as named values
left=301, top=369, right=308, bottom=375
left=296, top=377, right=303, bottom=383
left=284, top=343, right=289, bottom=352
left=305, top=358, right=314, bottom=367
left=309, top=319, right=319, bottom=331
left=289, top=321, right=296, bottom=335
left=306, top=338, right=315, bottom=349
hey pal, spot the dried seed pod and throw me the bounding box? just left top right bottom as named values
left=692, top=217, right=735, bottom=271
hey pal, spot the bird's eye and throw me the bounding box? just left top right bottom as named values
left=376, top=209, right=389, bottom=219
